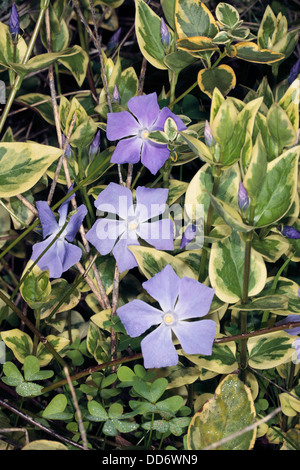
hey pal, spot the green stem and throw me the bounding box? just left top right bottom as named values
left=0, top=289, right=68, bottom=368
left=168, top=70, right=178, bottom=111
left=169, top=81, right=197, bottom=109
left=32, top=308, right=41, bottom=356
left=0, top=3, right=49, bottom=134
left=239, top=204, right=256, bottom=382
left=77, top=149, right=94, bottom=228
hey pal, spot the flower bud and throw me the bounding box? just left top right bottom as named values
left=9, top=4, right=20, bottom=40
left=106, top=27, right=122, bottom=54
left=238, top=182, right=249, bottom=210
left=280, top=225, right=300, bottom=239
left=204, top=120, right=215, bottom=147
left=160, top=18, right=171, bottom=48
left=90, top=130, right=101, bottom=157
left=112, top=85, right=121, bottom=104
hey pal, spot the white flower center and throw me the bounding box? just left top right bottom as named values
left=138, top=127, right=150, bottom=141
left=162, top=312, right=176, bottom=326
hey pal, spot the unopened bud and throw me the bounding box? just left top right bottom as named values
left=90, top=130, right=101, bottom=157
left=9, top=4, right=20, bottom=39
left=160, top=18, right=171, bottom=48
left=238, top=182, right=249, bottom=210
left=204, top=120, right=215, bottom=147
left=112, top=85, right=121, bottom=104
left=280, top=225, right=300, bottom=239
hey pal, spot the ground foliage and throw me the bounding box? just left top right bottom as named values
left=0, top=0, right=300, bottom=451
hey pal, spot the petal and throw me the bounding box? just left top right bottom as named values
left=141, top=324, right=179, bottom=369
left=154, top=107, right=187, bottom=132
left=117, top=299, right=163, bottom=337
left=135, top=186, right=169, bottom=222
left=94, top=182, right=133, bottom=217
left=85, top=218, right=126, bottom=255
left=57, top=239, right=83, bottom=273
left=65, top=204, right=87, bottom=242
left=31, top=236, right=63, bottom=279
left=106, top=111, right=140, bottom=140
left=36, top=201, right=58, bottom=238
left=276, top=315, right=300, bottom=336
left=141, top=140, right=170, bottom=175
left=112, top=237, right=139, bottom=273
left=127, top=92, right=160, bottom=129
left=175, top=277, right=215, bottom=320
left=110, top=137, right=142, bottom=165
left=57, top=183, right=76, bottom=224
left=142, top=264, right=180, bottom=312
left=172, top=319, right=216, bottom=356
left=137, top=219, right=174, bottom=251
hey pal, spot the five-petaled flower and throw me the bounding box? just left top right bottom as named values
left=106, top=92, right=186, bottom=175
left=117, top=264, right=216, bottom=369
left=85, top=182, right=174, bottom=273
left=31, top=191, right=87, bottom=278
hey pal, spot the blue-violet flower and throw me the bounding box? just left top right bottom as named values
left=85, top=182, right=174, bottom=273
left=117, top=264, right=216, bottom=368
left=31, top=191, right=87, bottom=278
left=238, top=182, right=249, bottom=210
left=106, top=92, right=186, bottom=175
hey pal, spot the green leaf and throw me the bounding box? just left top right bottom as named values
left=185, top=163, right=240, bottom=226
left=16, top=93, right=55, bottom=125
left=87, top=400, right=109, bottom=421
left=132, top=377, right=168, bottom=403
left=175, top=0, right=219, bottom=39
left=247, top=331, right=294, bottom=369
left=253, top=146, right=299, bottom=227
left=187, top=374, right=256, bottom=450
left=267, top=103, right=297, bottom=152
left=208, top=194, right=254, bottom=233
left=22, top=440, right=68, bottom=450
left=163, top=49, right=197, bottom=73
left=209, top=230, right=267, bottom=303
left=134, top=0, right=168, bottom=70
left=1, top=329, right=33, bottom=363
left=198, top=64, right=236, bottom=98
left=257, top=6, right=277, bottom=50
left=233, top=294, right=289, bottom=311
left=42, top=394, right=72, bottom=420
left=20, top=263, right=51, bottom=310
left=36, top=335, right=69, bottom=367
left=16, top=382, right=44, bottom=397
left=233, top=42, right=284, bottom=64
left=2, top=362, right=24, bottom=386
left=0, top=143, right=63, bottom=198
left=243, top=133, right=267, bottom=197
left=215, top=3, right=240, bottom=29
left=185, top=340, right=238, bottom=374
left=39, top=279, right=81, bottom=320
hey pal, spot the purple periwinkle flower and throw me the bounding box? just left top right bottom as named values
left=180, top=224, right=197, bottom=249
left=288, top=58, right=300, bottom=85
left=106, top=92, right=186, bottom=175
left=117, top=264, right=216, bottom=368
left=85, top=182, right=174, bottom=273
left=160, top=18, right=171, bottom=48
left=31, top=191, right=87, bottom=278
left=238, top=182, right=249, bottom=210
left=90, top=130, right=101, bottom=157
left=280, top=225, right=300, bottom=239
left=9, top=4, right=19, bottom=39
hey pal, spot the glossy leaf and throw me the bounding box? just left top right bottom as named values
left=0, top=142, right=63, bottom=198
left=247, top=331, right=294, bottom=369
left=187, top=374, right=256, bottom=450
left=175, top=0, right=219, bottom=39
left=198, top=64, right=236, bottom=98
left=209, top=230, right=267, bottom=303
